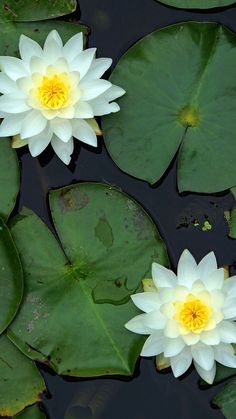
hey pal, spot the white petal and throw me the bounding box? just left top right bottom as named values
left=20, top=110, right=47, bottom=139
left=17, top=76, right=34, bottom=95
left=141, top=332, right=165, bottom=357
left=19, top=34, right=42, bottom=63
left=164, top=337, right=185, bottom=357
left=223, top=298, right=236, bottom=319
left=72, top=119, right=97, bottom=147
left=0, top=112, right=28, bottom=136
left=218, top=321, right=236, bottom=343
left=51, top=135, right=74, bottom=165
left=89, top=98, right=120, bottom=116
left=152, top=262, right=177, bottom=289
left=131, top=292, right=160, bottom=313
left=28, top=125, right=53, bottom=157
left=57, top=106, right=75, bottom=119
left=0, top=73, right=18, bottom=94
left=30, top=57, right=47, bottom=74
left=142, top=310, right=166, bottom=330
left=182, top=333, right=200, bottom=345
left=200, top=329, right=221, bottom=345
left=191, top=343, right=214, bottom=370
left=198, top=252, right=217, bottom=278
left=0, top=57, right=29, bottom=80
left=44, top=38, right=62, bottom=63
left=44, top=30, right=63, bottom=48
left=170, top=346, right=192, bottom=377
left=74, top=101, right=94, bottom=118
left=224, top=277, right=236, bottom=296
left=125, top=313, right=153, bottom=335
left=202, top=268, right=224, bottom=292
left=177, top=249, right=199, bottom=287
left=80, top=79, right=112, bottom=101
left=63, top=33, right=83, bottom=62
left=100, top=84, right=126, bottom=101
left=194, top=361, right=216, bottom=384
left=69, top=48, right=96, bottom=78
left=50, top=118, right=72, bottom=143
left=0, top=94, right=30, bottom=113
left=164, top=320, right=180, bottom=338
left=214, top=343, right=236, bottom=368
left=85, top=58, right=112, bottom=80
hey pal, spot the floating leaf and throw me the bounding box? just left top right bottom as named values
left=1, top=0, right=77, bottom=22
left=213, top=379, right=236, bottom=419
left=0, top=218, right=23, bottom=335
left=156, top=0, right=236, bottom=9
left=0, top=334, right=45, bottom=417
left=92, top=277, right=137, bottom=305
left=102, top=22, right=236, bottom=193
left=8, top=183, right=168, bottom=377
left=16, top=404, right=46, bottom=419
left=0, top=20, right=88, bottom=57
left=0, top=138, right=19, bottom=220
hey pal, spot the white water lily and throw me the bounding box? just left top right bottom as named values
left=0, top=30, right=125, bottom=164
left=125, top=250, right=236, bottom=384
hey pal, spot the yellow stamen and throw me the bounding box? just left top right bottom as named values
left=38, top=74, right=69, bottom=109
left=175, top=297, right=211, bottom=331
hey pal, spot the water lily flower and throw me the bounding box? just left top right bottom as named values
left=125, top=250, right=236, bottom=384
left=0, top=30, right=125, bottom=164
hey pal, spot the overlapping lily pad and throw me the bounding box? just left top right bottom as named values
left=8, top=183, right=168, bottom=377
left=0, top=334, right=45, bottom=417
left=0, top=138, right=19, bottom=219
left=0, top=0, right=77, bottom=22
left=102, top=22, right=236, bottom=193
left=157, top=0, right=235, bottom=9
left=16, top=404, right=46, bottom=419
left=213, top=380, right=236, bottom=419
left=0, top=217, right=23, bottom=335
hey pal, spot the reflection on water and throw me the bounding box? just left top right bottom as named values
left=15, top=0, right=236, bottom=418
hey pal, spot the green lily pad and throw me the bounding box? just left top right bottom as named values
left=1, top=0, right=77, bottom=22
left=156, top=0, right=235, bottom=9
left=8, top=183, right=168, bottom=377
left=228, top=207, right=236, bottom=239
left=16, top=404, right=46, bottom=419
left=0, top=138, right=19, bottom=220
left=102, top=22, right=236, bottom=193
left=0, top=217, right=23, bottom=335
left=213, top=379, right=236, bottom=419
left=0, top=20, right=88, bottom=57
left=0, top=334, right=45, bottom=417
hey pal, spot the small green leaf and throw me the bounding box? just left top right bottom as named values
left=102, top=22, right=236, bottom=193
left=9, top=183, right=168, bottom=377
left=16, top=404, right=46, bottom=419
left=155, top=353, right=170, bottom=371
left=0, top=217, right=23, bottom=335
left=0, top=0, right=77, bottom=22
left=0, top=334, right=45, bottom=417
left=156, top=0, right=235, bottom=9
left=213, top=379, right=236, bottom=419
left=0, top=138, right=19, bottom=220
left=229, top=208, right=236, bottom=239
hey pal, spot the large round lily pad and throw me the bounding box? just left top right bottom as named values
left=0, top=217, right=23, bottom=334
left=16, top=404, right=46, bottom=419
left=0, top=0, right=77, bottom=22
left=102, top=22, right=236, bottom=193
left=8, top=183, right=168, bottom=377
left=157, top=0, right=235, bottom=9
left=0, top=334, right=45, bottom=417
left=0, top=138, right=19, bottom=220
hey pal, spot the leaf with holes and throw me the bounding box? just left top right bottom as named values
left=156, top=0, right=236, bottom=9
left=0, top=138, right=19, bottom=220
left=0, top=217, right=23, bottom=335
left=8, top=183, right=168, bottom=377
left=0, top=0, right=77, bottom=22
left=0, top=334, right=45, bottom=417
left=102, top=22, right=236, bottom=193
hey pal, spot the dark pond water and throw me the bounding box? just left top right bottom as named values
left=15, top=0, right=236, bottom=417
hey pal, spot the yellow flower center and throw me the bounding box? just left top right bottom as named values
left=38, top=75, right=69, bottom=109
left=175, top=298, right=211, bottom=331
